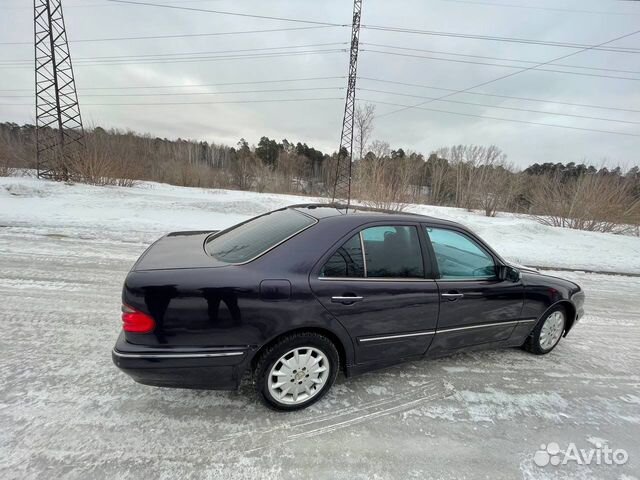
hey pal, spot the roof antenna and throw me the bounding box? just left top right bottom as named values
left=331, top=0, right=362, bottom=212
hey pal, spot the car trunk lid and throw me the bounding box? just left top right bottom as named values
left=132, top=230, right=223, bottom=271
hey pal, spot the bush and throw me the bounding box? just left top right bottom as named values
left=528, top=173, right=640, bottom=233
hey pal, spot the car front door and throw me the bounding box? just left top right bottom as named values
left=309, top=223, right=440, bottom=365
left=423, top=225, right=525, bottom=356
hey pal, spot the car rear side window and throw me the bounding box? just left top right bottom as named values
left=361, top=226, right=424, bottom=278
left=205, top=209, right=316, bottom=263
left=426, top=227, right=496, bottom=279
left=320, top=225, right=425, bottom=279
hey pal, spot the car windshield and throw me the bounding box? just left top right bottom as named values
left=205, top=209, right=316, bottom=263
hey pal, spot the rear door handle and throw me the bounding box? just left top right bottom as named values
left=331, top=296, right=363, bottom=304
left=441, top=292, right=464, bottom=301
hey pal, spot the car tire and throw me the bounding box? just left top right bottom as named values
left=255, top=332, right=339, bottom=411
left=523, top=306, right=567, bottom=355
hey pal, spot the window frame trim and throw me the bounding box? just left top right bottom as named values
left=359, top=231, right=368, bottom=277
left=422, top=223, right=502, bottom=281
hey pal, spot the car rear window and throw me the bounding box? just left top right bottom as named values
left=205, top=209, right=316, bottom=263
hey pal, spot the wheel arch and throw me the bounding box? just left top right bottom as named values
left=535, top=300, right=577, bottom=337
left=558, top=300, right=577, bottom=336
left=251, top=326, right=350, bottom=374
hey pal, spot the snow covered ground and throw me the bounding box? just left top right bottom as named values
left=1, top=177, right=639, bottom=479
left=1, top=176, right=639, bottom=274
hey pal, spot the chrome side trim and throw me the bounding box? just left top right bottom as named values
left=360, top=319, right=537, bottom=342
left=113, top=349, right=244, bottom=359
left=433, top=277, right=497, bottom=282
left=359, top=331, right=435, bottom=343
left=318, top=277, right=436, bottom=282
left=437, top=319, right=529, bottom=334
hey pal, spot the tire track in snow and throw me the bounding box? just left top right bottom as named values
left=241, top=380, right=451, bottom=453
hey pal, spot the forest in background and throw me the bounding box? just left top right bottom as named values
left=1, top=117, right=638, bottom=234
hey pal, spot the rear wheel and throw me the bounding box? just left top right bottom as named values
left=255, top=332, right=339, bottom=411
left=524, top=306, right=566, bottom=354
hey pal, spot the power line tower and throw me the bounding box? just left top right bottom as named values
left=331, top=0, right=362, bottom=207
left=34, top=0, right=84, bottom=180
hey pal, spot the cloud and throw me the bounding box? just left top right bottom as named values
left=0, top=0, right=638, bottom=168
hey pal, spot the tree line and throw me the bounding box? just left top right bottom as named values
left=0, top=118, right=638, bottom=234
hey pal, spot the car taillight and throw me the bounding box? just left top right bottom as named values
left=121, top=305, right=155, bottom=334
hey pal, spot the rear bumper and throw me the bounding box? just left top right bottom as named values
left=112, top=332, right=250, bottom=390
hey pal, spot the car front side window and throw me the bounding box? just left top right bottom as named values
left=426, top=227, right=496, bottom=280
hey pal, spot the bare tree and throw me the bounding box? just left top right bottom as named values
left=354, top=103, right=376, bottom=160
left=476, top=162, right=521, bottom=217
left=427, top=150, right=450, bottom=205
left=440, top=144, right=507, bottom=211
left=354, top=144, right=415, bottom=211
left=367, top=139, right=390, bottom=160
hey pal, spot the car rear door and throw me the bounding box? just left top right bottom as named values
left=422, top=224, right=525, bottom=356
left=309, top=223, right=440, bottom=365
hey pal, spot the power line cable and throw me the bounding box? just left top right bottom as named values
left=0, top=49, right=347, bottom=69
left=105, top=0, right=345, bottom=26
left=1, top=1, right=629, bottom=55
left=359, top=87, right=640, bottom=125
left=0, top=97, right=344, bottom=107
left=6, top=79, right=633, bottom=124
left=102, top=0, right=640, bottom=54
left=0, top=26, right=337, bottom=46
left=437, top=0, right=640, bottom=16
left=74, top=48, right=347, bottom=66
left=2, top=0, right=233, bottom=9
left=361, top=49, right=640, bottom=81
left=0, top=75, right=346, bottom=92
left=3, top=74, right=635, bottom=115
left=0, top=86, right=344, bottom=98
left=376, top=28, right=640, bottom=119
left=358, top=76, right=640, bottom=114
left=11, top=41, right=627, bottom=73
left=361, top=99, right=640, bottom=137
left=3, top=20, right=636, bottom=55
left=361, top=42, right=640, bottom=75
left=362, top=25, right=640, bottom=54
left=1, top=42, right=348, bottom=64
left=8, top=45, right=629, bottom=78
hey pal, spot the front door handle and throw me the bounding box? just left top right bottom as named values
left=331, top=295, right=364, bottom=304
left=441, top=292, right=464, bottom=301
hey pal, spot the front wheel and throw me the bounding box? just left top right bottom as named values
left=255, top=332, right=339, bottom=411
left=524, top=306, right=566, bottom=355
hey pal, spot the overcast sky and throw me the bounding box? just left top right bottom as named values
left=1, top=0, right=639, bottom=169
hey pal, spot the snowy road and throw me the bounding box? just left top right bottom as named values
left=1, top=222, right=639, bottom=479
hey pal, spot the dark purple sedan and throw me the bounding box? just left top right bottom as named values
left=112, top=204, right=584, bottom=410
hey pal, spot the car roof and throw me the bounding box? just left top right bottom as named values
left=287, top=203, right=464, bottom=228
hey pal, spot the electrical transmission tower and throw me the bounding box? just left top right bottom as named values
left=34, top=0, right=84, bottom=180
left=331, top=0, right=362, bottom=207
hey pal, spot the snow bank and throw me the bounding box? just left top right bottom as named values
left=1, top=176, right=638, bottom=274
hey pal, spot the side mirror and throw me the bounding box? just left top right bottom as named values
left=498, top=265, right=521, bottom=282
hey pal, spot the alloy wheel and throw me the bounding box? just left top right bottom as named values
left=267, top=346, right=330, bottom=405
left=539, top=310, right=565, bottom=350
